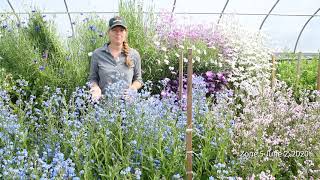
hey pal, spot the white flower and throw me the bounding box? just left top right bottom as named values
left=183, top=58, right=188, bottom=63
left=195, top=56, right=201, bottom=62
left=196, top=49, right=201, bottom=54
left=161, top=47, right=167, bottom=52
left=154, top=41, right=160, bottom=46
left=135, top=168, right=142, bottom=177
left=169, top=66, right=174, bottom=71
left=152, top=34, right=159, bottom=41
left=173, top=174, right=181, bottom=179
left=88, top=52, right=93, bottom=57
left=208, top=46, right=216, bottom=49
left=178, top=45, right=184, bottom=49
left=175, top=53, right=180, bottom=58
left=131, top=140, right=137, bottom=145
left=164, top=59, right=169, bottom=65
left=203, top=49, right=207, bottom=55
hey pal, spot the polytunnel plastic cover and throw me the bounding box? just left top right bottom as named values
left=0, top=0, right=319, bottom=53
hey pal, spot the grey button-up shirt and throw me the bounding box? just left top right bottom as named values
left=89, top=43, right=143, bottom=94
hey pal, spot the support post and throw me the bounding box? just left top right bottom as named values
left=178, top=51, right=184, bottom=101
left=317, top=52, right=320, bottom=90
left=186, top=48, right=193, bottom=180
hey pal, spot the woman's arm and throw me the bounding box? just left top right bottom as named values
left=89, top=53, right=102, bottom=100
left=131, top=49, right=143, bottom=90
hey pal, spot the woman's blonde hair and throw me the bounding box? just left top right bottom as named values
left=122, top=41, right=132, bottom=67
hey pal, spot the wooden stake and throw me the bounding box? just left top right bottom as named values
left=271, top=55, right=276, bottom=89
left=178, top=51, right=184, bottom=101
left=317, top=52, right=320, bottom=90
left=186, top=48, right=193, bottom=180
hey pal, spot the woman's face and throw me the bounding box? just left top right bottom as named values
left=108, top=26, right=127, bottom=46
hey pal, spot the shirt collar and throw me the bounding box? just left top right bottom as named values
left=104, top=43, right=125, bottom=54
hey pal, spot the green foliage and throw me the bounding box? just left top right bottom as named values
left=118, top=0, right=163, bottom=87
left=277, top=56, right=318, bottom=99
left=0, top=18, right=47, bottom=96
left=69, top=15, right=108, bottom=55
left=0, top=12, right=108, bottom=99
left=65, top=16, right=109, bottom=93
left=25, top=12, right=66, bottom=69
left=0, top=68, right=12, bottom=90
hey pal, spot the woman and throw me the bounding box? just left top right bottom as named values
left=89, top=16, right=143, bottom=101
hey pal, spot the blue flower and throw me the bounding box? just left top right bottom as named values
left=35, top=25, right=41, bottom=32
left=39, top=65, right=45, bottom=71
left=89, top=25, right=96, bottom=31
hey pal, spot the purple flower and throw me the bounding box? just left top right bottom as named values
left=206, top=71, right=214, bottom=78
left=163, top=71, right=229, bottom=98
left=42, top=51, right=48, bottom=59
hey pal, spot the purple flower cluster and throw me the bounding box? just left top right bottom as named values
left=202, top=71, right=228, bottom=96
left=162, top=71, right=229, bottom=98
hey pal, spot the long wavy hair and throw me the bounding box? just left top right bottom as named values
left=122, top=40, right=132, bottom=67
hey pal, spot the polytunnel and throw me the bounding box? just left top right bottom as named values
left=0, top=1, right=320, bottom=179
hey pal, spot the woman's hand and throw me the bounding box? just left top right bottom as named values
left=90, top=85, right=102, bottom=101
left=122, top=86, right=137, bottom=102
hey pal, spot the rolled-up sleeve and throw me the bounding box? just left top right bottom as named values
left=89, top=52, right=99, bottom=84
left=132, top=50, right=143, bottom=86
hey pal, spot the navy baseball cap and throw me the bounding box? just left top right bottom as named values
left=108, top=16, right=127, bottom=29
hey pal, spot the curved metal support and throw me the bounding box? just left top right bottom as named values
left=294, top=8, right=320, bottom=53
left=218, top=0, right=229, bottom=24
left=259, top=0, right=280, bottom=30
left=172, top=0, right=177, bottom=13
left=63, top=0, right=74, bottom=37
left=170, top=0, right=177, bottom=20
left=6, top=0, right=21, bottom=25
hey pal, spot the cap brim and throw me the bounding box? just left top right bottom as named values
left=110, top=24, right=127, bottom=29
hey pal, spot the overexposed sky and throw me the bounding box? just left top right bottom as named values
left=1, top=0, right=319, bottom=52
